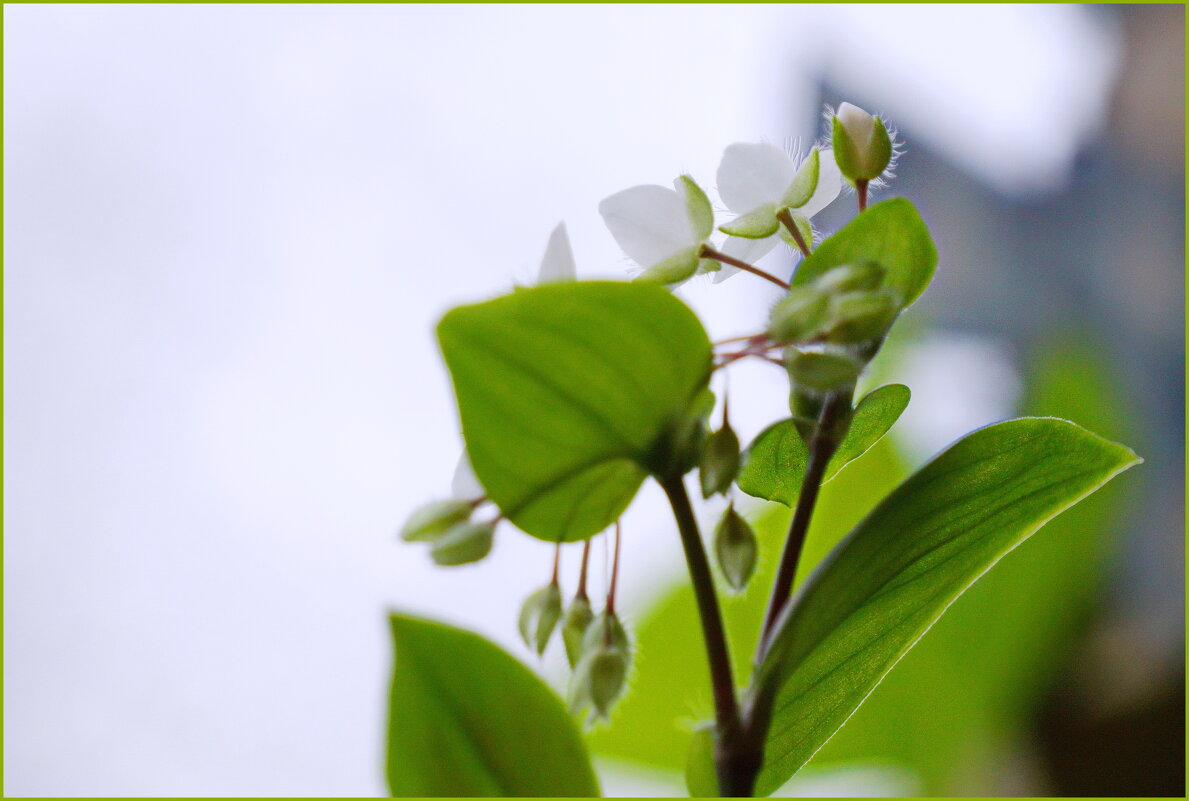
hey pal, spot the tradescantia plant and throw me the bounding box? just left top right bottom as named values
left=388, top=102, right=1141, bottom=797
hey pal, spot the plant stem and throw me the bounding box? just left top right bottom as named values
left=606, top=521, right=622, bottom=614
left=856, top=179, right=869, bottom=212
left=775, top=209, right=812, bottom=258
left=659, top=475, right=758, bottom=796
left=700, top=245, right=790, bottom=290
left=756, top=390, right=852, bottom=655
left=575, top=539, right=591, bottom=599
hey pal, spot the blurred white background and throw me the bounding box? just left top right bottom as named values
left=5, top=5, right=1124, bottom=795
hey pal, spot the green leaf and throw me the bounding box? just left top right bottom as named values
left=386, top=613, right=600, bottom=797
left=438, top=281, right=712, bottom=542
left=749, top=418, right=1140, bottom=796
left=738, top=384, right=910, bottom=506
left=791, top=198, right=936, bottom=307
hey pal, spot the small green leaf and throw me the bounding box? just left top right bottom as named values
left=749, top=418, right=1140, bottom=795
left=738, top=384, right=910, bottom=506
left=438, top=281, right=712, bottom=543
left=718, top=204, right=779, bottom=239
left=429, top=521, right=494, bottom=566
left=786, top=350, right=861, bottom=392
left=792, top=198, right=936, bottom=307
left=768, top=287, right=830, bottom=344
left=781, top=148, right=819, bottom=209
left=386, top=613, right=600, bottom=797
left=400, top=499, right=473, bottom=542
left=685, top=727, right=718, bottom=797
left=635, top=246, right=701, bottom=285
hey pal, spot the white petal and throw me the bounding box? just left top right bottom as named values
left=837, top=102, right=876, bottom=149
left=797, top=152, right=843, bottom=219
left=716, top=143, right=797, bottom=215
left=711, top=235, right=779, bottom=283
left=599, top=184, right=696, bottom=268
left=451, top=450, right=484, bottom=499
left=537, top=222, right=576, bottom=283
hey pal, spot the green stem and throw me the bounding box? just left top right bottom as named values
left=659, top=475, right=758, bottom=796
left=775, top=209, right=812, bottom=258
left=700, top=245, right=790, bottom=290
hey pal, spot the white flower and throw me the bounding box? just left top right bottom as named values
left=598, top=175, right=716, bottom=285
left=712, top=143, right=842, bottom=283
left=536, top=221, right=577, bottom=284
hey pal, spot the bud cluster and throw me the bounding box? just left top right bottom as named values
left=400, top=498, right=493, bottom=566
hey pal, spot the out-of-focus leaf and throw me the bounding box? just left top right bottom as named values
left=438, top=281, right=711, bottom=542
left=811, top=335, right=1138, bottom=793
left=386, top=613, right=599, bottom=797
left=738, top=384, right=910, bottom=505
left=791, top=198, right=936, bottom=306
left=748, top=418, right=1140, bottom=795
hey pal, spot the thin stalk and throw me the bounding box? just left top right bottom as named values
left=756, top=391, right=852, bottom=655
left=775, top=209, right=812, bottom=258
left=856, top=179, right=869, bottom=212
left=575, top=539, right=591, bottom=599
left=550, top=542, right=561, bottom=585
left=606, top=521, right=622, bottom=614
left=659, top=475, right=759, bottom=796
left=700, top=245, right=790, bottom=290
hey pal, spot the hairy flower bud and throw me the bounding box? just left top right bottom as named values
left=714, top=504, right=758, bottom=592
left=823, top=289, right=902, bottom=344
left=400, top=499, right=473, bottom=542
left=582, top=610, right=630, bottom=654
left=571, top=645, right=630, bottom=721
left=429, top=521, right=495, bottom=566
left=561, top=596, right=595, bottom=668
left=813, top=261, right=886, bottom=294
left=786, top=349, right=862, bottom=392
left=699, top=423, right=741, bottom=498
left=518, top=582, right=563, bottom=656
left=832, top=102, right=893, bottom=183
left=769, top=287, right=830, bottom=344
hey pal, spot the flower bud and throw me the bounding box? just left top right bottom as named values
left=561, top=596, right=595, bottom=668
left=518, top=582, right=563, bottom=656
left=786, top=349, right=862, bottom=392
left=823, top=289, right=902, bottom=344
left=832, top=102, right=892, bottom=182
left=571, top=644, right=630, bottom=721
left=813, top=261, right=885, bottom=294
left=699, top=423, right=741, bottom=498
left=429, top=521, right=495, bottom=566
left=582, top=610, right=630, bottom=654
left=768, top=287, right=830, bottom=344
left=714, top=504, right=758, bottom=592
left=400, top=499, right=473, bottom=542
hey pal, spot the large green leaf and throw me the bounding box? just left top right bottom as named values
left=438, top=281, right=712, bottom=542
left=748, top=417, right=1140, bottom=795
left=737, top=384, right=910, bottom=506
left=791, top=198, right=936, bottom=306
left=386, top=613, right=599, bottom=797
left=810, top=335, right=1139, bottom=794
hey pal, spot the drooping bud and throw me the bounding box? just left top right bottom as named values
left=813, top=261, right=885, bottom=294
left=832, top=102, right=893, bottom=183
left=714, top=504, right=758, bottom=592
left=768, top=287, right=830, bottom=344
left=582, top=610, right=630, bottom=654
left=400, top=499, right=473, bottom=542
left=561, top=595, right=595, bottom=668
left=699, top=422, right=741, bottom=498
left=429, top=521, right=495, bottom=566
left=571, top=644, right=630, bottom=721
left=823, top=289, right=902, bottom=344
left=786, top=349, right=862, bottom=392
left=518, top=582, right=563, bottom=656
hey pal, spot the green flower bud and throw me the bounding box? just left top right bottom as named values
left=714, top=504, right=758, bottom=592
left=429, top=521, right=495, bottom=566
left=786, top=349, right=862, bottom=392
left=571, top=645, right=630, bottom=721
left=769, top=287, right=830, bottom=344
left=832, top=102, right=893, bottom=182
left=518, top=582, right=563, bottom=656
left=699, top=423, right=741, bottom=498
left=400, top=499, right=473, bottom=542
left=582, top=610, right=630, bottom=654
left=561, top=596, right=595, bottom=668
left=813, top=261, right=885, bottom=294
left=824, top=289, right=902, bottom=344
